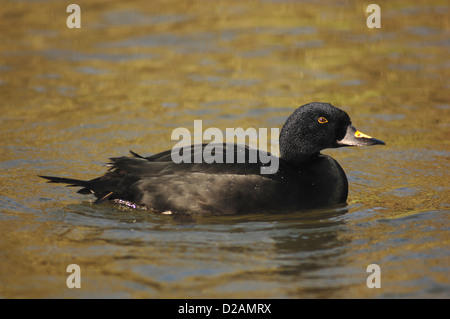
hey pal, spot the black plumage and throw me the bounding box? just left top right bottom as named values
left=40, top=102, right=385, bottom=215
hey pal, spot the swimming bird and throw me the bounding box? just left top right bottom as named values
left=40, top=102, right=385, bottom=215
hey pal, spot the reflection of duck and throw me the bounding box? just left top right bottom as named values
left=40, top=102, right=384, bottom=215
left=266, top=207, right=350, bottom=298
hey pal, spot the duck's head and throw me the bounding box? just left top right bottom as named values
left=280, top=102, right=385, bottom=165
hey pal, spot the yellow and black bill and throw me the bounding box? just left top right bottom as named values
left=337, top=125, right=385, bottom=147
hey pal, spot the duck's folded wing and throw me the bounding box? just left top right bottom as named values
left=119, top=143, right=279, bottom=176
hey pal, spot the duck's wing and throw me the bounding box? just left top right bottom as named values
left=39, top=143, right=285, bottom=207
left=119, top=143, right=280, bottom=175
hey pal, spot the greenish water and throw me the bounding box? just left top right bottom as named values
left=0, top=0, right=448, bottom=298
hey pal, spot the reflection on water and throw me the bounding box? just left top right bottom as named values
left=0, top=0, right=449, bottom=298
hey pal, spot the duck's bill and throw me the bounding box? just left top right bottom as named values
left=337, top=125, right=385, bottom=147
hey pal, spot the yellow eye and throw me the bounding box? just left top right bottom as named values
left=318, top=117, right=328, bottom=124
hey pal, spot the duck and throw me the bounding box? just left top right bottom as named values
left=40, top=102, right=385, bottom=215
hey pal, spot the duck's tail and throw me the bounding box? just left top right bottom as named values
left=38, top=175, right=93, bottom=194
left=39, top=175, right=87, bottom=186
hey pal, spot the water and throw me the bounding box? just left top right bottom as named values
left=0, top=0, right=449, bottom=298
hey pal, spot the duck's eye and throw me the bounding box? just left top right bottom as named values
left=318, top=117, right=328, bottom=124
